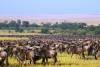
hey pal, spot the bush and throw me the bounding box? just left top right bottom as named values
left=41, top=28, right=49, bottom=34
left=15, top=28, right=24, bottom=33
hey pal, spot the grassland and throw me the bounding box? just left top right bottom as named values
left=7, top=53, right=100, bottom=67
left=0, top=37, right=99, bottom=67
left=0, top=29, right=41, bottom=34
left=0, top=37, right=29, bottom=40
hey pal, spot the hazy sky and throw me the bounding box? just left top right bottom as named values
left=0, top=0, right=100, bottom=16
left=0, top=0, right=100, bottom=25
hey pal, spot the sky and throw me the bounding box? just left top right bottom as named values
left=0, top=0, right=100, bottom=16
left=0, top=0, right=100, bottom=25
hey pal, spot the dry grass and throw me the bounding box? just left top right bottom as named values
left=0, top=37, right=28, bottom=40
left=7, top=53, right=100, bottom=67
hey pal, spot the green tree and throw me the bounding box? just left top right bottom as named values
left=94, top=25, right=100, bottom=35
left=8, top=20, right=17, bottom=29
left=22, top=21, right=29, bottom=27
left=41, top=28, right=49, bottom=34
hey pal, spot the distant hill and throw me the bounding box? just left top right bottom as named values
left=0, top=14, right=100, bottom=25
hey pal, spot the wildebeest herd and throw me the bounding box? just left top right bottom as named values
left=0, top=35, right=100, bottom=67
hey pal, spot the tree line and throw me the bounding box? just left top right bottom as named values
left=0, top=19, right=100, bottom=35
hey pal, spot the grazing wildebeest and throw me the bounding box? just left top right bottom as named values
left=82, top=40, right=100, bottom=59
left=12, top=46, right=33, bottom=65
left=32, top=45, right=57, bottom=65
left=0, top=47, right=9, bottom=67
left=58, top=43, right=66, bottom=53
left=68, top=43, right=85, bottom=59
left=94, top=43, right=100, bottom=59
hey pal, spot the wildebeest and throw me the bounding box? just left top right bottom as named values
left=32, top=45, right=57, bottom=65
left=94, top=43, right=100, bottom=59
left=0, top=34, right=100, bottom=66
left=0, top=47, right=9, bottom=67
left=12, top=46, right=33, bottom=65
left=68, top=44, right=85, bottom=59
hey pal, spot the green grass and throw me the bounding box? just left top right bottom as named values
left=0, top=37, right=29, bottom=40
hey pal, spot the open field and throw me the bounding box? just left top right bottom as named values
left=0, top=37, right=29, bottom=40
left=7, top=53, right=100, bottom=67
left=0, top=29, right=41, bottom=34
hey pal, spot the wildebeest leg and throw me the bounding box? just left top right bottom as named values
left=54, top=56, right=57, bottom=64
left=32, top=57, right=36, bottom=64
left=30, top=59, right=32, bottom=64
left=33, top=60, right=36, bottom=64
left=94, top=51, right=97, bottom=60
left=29, top=57, right=33, bottom=64
left=45, top=57, right=48, bottom=64
left=95, top=54, right=97, bottom=60
left=82, top=52, right=85, bottom=59
left=1, top=63, right=4, bottom=67
left=10, top=53, right=13, bottom=57
left=71, top=53, right=73, bottom=58
left=6, top=57, right=9, bottom=65
left=42, top=57, right=46, bottom=65
left=0, top=59, right=5, bottom=67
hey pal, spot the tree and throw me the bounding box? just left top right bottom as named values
left=22, top=21, right=29, bottom=28
left=17, top=19, right=21, bottom=27
left=15, top=28, right=24, bottom=33
left=41, top=28, right=49, bottom=34
left=94, top=25, right=100, bottom=35
left=52, top=22, right=59, bottom=29
left=8, top=20, right=17, bottom=29
left=78, top=23, right=87, bottom=29
left=30, top=23, right=39, bottom=27
left=41, top=22, right=51, bottom=28
left=0, top=21, right=8, bottom=29
left=87, top=25, right=95, bottom=31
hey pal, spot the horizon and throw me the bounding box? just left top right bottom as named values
left=0, top=14, right=100, bottom=25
